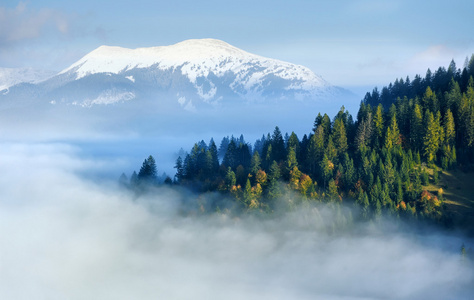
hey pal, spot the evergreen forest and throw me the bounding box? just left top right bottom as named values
left=123, top=55, right=474, bottom=230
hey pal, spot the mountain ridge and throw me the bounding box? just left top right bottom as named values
left=1, top=39, right=355, bottom=111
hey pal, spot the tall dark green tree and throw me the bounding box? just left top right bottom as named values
left=332, top=118, right=348, bottom=158
left=208, top=138, right=220, bottom=173
left=174, top=156, right=184, bottom=182
left=271, top=126, right=286, bottom=163
left=138, top=155, right=158, bottom=184
left=423, top=111, right=439, bottom=162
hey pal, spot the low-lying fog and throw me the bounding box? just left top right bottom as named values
left=1, top=142, right=473, bottom=300
left=0, top=101, right=360, bottom=177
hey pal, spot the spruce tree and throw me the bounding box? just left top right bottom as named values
left=174, top=156, right=184, bottom=182
left=138, top=155, right=158, bottom=184
left=373, top=104, right=384, bottom=147
left=332, top=118, right=348, bottom=157
left=271, top=126, right=286, bottom=163
left=423, top=111, right=439, bottom=162
left=250, top=151, right=262, bottom=176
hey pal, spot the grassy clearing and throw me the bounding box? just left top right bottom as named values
left=424, top=168, right=474, bottom=233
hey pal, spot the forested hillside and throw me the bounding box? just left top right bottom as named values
left=127, top=55, right=474, bottom=228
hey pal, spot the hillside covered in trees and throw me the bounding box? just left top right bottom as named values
left=125, top=55, right=474, bottom=230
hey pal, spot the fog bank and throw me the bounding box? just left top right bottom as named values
left=1, top=143, right=473, bottom=300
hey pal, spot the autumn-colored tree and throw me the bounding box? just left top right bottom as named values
left=288, top=166, right=302, bottom=191
left=255, top=169, right=268, bottom=186
left=299, top=174, right=314, bottom=199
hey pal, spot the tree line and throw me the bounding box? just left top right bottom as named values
left=124, top=55, right=474, bottom=225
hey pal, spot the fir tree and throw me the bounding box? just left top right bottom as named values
left=332, top=118, right=348, bottom=157
left=271, top=126, right=286, bottom=163
left=250, top=151, right=262, bottom=176
left=174, top=156, right=184, bottom=182
left=138, top=155, right=158, bottom=184
left=423, top=111, right=439, bottom=162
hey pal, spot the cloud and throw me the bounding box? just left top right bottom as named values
left=0, top=2, right=70, bottom=46
left=401, top=44, right=474, bottom=78
left=0, top=142, right=473, bottom=299
left=410, top=45, right=459, bottom=67
left=0, top=2, right=107, bottom=69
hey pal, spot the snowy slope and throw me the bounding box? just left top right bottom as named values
left=60, top=39, right=327, bottom=86
left=58, top=39, right=333, bottom=103
left=0, top=67, right=54, bottom=92
left=1, top=39, right=354, bottom=110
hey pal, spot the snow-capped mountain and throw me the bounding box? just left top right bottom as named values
left=1, top=39, right=354, bottom=111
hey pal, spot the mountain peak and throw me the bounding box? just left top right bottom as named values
left=44, top=38, right=347, bottom=109
left=60, top=39, right=259, bottom=78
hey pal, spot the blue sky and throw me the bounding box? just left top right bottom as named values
left=1, top=0, right=473, bottom=89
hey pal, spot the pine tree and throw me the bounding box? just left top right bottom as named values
left=342, top=153, right=356, bottom=191
left=225, top=167, right=236, bottom=190
left=390, top=113, right=400, bottom=147
left=243, top=178, right=253, bottom=208
left=223, top=139, right=237, bottom=169
left=394, top=177, right=403, bottom=204
left=410, top=103, right=423, bottom=151
left=138, top=155, right=158, bottom=184
left=285, top=147, right=298, bottom=179
left=174, top=156, right=184, bottom=182
left=423, top=86, right=439, bottom=113
left=119, top=173, right=128, bottom=187
left=263, top=144, right=273, bottom=170
left=250, top=151, right=262, bottom=176
left=306, top=126, right=324, bottom=177
left=373, top=104, right=384, bottom=147
left=130, top=171, right=139, bottom=187
left=218, top=136, right=230, bottom=160
left=355, top=111, right=373, bottom=151
left=320, top=153, right=333, bottom=187
left=423, top=111, right=439, bottom=162
left=445, top=79, right=462, bottom=112
left=356, top=189, right=370, bottom=219
left=332, top=118, right=348, bottom=157
left=444, top=109, right=456, bottom=147
left=269, top=160, right=281, bottom=182
left=287, top=132, right=300, bottom=154
left=327, top=179, right=340, bottom=202
left=271, top=126, right=286, bottom=163
left=325, top=136, right=337, bottom=162
left=314, top=113, right=331, bottom=142
left=288, top=166, right=302, bottom=191
left=208, top=138, right=220, bottom=173
left=267, top=161, right=282, bottom=202
left=384, top=127, right=393, bottom=150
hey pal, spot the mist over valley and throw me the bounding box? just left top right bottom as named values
left=1, top=4, right=474, bottom=297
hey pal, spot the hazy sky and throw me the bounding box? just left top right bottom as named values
left=1, top=0, right=473, bottom=88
